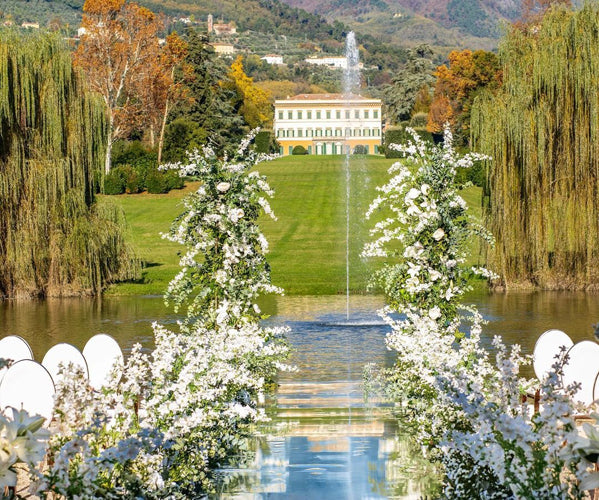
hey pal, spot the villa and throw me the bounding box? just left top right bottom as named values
left=273, top=93, right=383, bottom=155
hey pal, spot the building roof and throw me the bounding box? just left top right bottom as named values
left=287, top=93, right=369, bottom=100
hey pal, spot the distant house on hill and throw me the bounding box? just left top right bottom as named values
left=273, top=93, right=382, bottom=156
left=21, top=22, right=39, bottom=29
left=213, top=22, right=236, bottom=36
left=304, top=56, right=364, bottom=70
left=261, top=54, right=284, bottom=65
left=210, top=43, right=236, bottom=56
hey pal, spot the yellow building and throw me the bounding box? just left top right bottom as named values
left=273, top=94, right=382, bottom=155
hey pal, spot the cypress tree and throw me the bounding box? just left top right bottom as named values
left=0, top=30, right=138, bottom=298
left=472, top=3, right=599, bottom=289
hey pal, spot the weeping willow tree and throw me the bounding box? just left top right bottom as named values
left=472, top=3, right=599, bottom=289
left=0, top=30, right=139, bottom=298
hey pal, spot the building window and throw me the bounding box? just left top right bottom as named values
left=278, top=111, right=283, bottom=120
left=316, top=129, right=322, bottom=137
left=345, top=110, right=350, bottom=119
left=307, top=111, right=312, bottom=120
left=373, top=110, right=379, bottom=119
left=325, top=129, right=331, bottom=137
left=288, top=146, right=293, bottom=155
left=326, top=110, right=331, bottom=119
left=354, top=110, right=360, bottom=119
left=316, top=111, right=321, bottom=119
left=307, top=129, right=313, bottom=137
left=298, top=129, right=303, bottom=137
left=374, top=128, right=380, bottom=137
left=345, top=128, right=351, bottom=137
left=364, top=110, right=369, bottom=119
left=298, top=111, right=303, bottom=120
left=308, top=145, right=312, bottom=154
left=288, top=129, right=294, bottom=137
left=364, top=129, right=370, bottom=137
left=336, top=110, right=341, bottom=119
left=335, top=128, right=341, bottom=137
left=354, top=128, right=360, bottom=137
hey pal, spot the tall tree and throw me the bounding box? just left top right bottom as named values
left=74, top=0, right=161, bottom=173
left=226, top=55, right=272, bottom=129
left=0, top=31, right=138, bottom=298
left=135, top=32, right=190, bottom=164
left=383, top=45, right=435, bottom=125
left=166, top=30, right=245, bottom=157
left=427, top=49, right=501, bottom=143
left=472, top=3, right=599, bottom=289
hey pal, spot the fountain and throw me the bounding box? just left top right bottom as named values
left=344, top=32, right=360, bottom=322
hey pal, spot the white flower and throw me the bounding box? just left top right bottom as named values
left=432, top=228, right=445, bottom=241
left=405, top=188, right=421, bottom=201
left=428, top=307, right=442, bottom=320
left=216, top=182, right=231, bottom=192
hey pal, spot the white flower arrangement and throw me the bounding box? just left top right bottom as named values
left=32, top=132, right=290, bottom=498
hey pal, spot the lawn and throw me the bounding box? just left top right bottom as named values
left=105, top=155, right=484, bottom=296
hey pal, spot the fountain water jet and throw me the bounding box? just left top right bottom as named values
left=343, top=32, right=360, bottom=322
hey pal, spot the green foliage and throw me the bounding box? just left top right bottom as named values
left=472, top=3, right=599, bottom=289
left=162, top=118, right=207, bottom=163
left=353, top=145, right=367, bottom=154
left=103, top=169, right=126, bottom=195
left=447, top=0, right=497, bottom=37
left=0, top=30, right=138, bottom=298
left=383, top=126, right=433, bottom=158
left=146, top=169, right=171, bottom=194
left=410, top=112, right=429, bottom=128
left=169, top=30, right=246, bottom=154
left=292, top=145, right=308, bottom=155
left=383, top=45, right=436, bottom=124
left=254, top=130, right=275, bottom=153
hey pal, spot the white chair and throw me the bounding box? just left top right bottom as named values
left=0, top=360, right=55, bottom=422
left=0, top=335, right=34, bottom=382
left=82, top=334, right=123, bottom=390
left=42, top=343, right=89, bottom=383
left=533, top=329, right=573, bottom=381
left=562, top=341, right=599, bottom=405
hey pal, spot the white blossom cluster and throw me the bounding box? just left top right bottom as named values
left=0, top=407, right=50, bottom=489
left=363, top=127, right=598, bottom=497
left=33, top=133, right=290, bottom=498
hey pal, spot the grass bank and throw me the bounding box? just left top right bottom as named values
left=105, top=155, right=484, bottom=296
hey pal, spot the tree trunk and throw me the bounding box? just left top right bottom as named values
left=105, top=118, right=113, bottom=174
left=157, top=97, right=170, bottom=165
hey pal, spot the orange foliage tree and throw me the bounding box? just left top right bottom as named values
left=226, top=56, right=272, bottom=129
left=135, top=33, right=191, bottom=164
left=75, top=0, right=161, bottom=173
left=427, top=49, right=501, bottom=142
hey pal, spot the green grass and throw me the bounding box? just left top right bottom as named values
left=105, top=155, right=483, bottom=296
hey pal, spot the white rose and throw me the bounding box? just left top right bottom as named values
left=421, top=184, right=430, bottom=195
left=432, top=228, right=445, bottom=241
left=405, top=188, right=420, bottom=201
left=429, top=306, right=442, bottom=320
left=216, top=182, right=231, bottom=192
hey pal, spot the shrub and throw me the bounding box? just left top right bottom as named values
left=146, top=169, right=170, bottom=194
left=254, top=130, right=276, bottom=153
left=353, top=145, right=367, bottom=154
left=165, top=170, right=184, bottom=190
left=162, top=118, right=207, bottom=163
left=103, top=168, right=126, bottom=195
left=410, top=112, right=429, bottom=128
left=120, top=165, right=143, bottom=194
left=292, top=145, right=307, bottom=155
left=384, top=126, right=434, bottom=158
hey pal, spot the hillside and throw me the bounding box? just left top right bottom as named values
left=279, top=0, right=518, bottom=49
left=0, top=0, right=507, bottom=54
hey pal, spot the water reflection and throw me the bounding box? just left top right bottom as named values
left=3, top=291, right=599, bottom=497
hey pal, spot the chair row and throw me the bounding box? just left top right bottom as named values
left=0, top=334, right=124, bottom=421
left=533, top=329, right=599, bottom=406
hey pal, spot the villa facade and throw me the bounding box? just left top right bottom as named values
left=273, top=94, right=383, bottom=156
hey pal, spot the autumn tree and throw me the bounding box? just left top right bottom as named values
left=74, top=0, right=161, bottom=173
left=427, top=49, right=501, bottom=143
left=135, top=33, right=191, bottom=164
left=226, top=56, right=272, bottom=129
